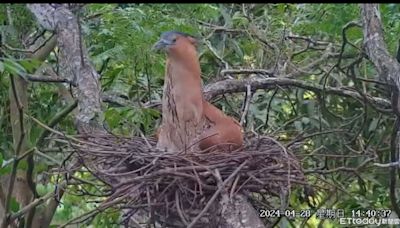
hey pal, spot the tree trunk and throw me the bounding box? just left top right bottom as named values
left=360, top=3, right=400, bottom=217
left=27, top=4, right=103, bottom=134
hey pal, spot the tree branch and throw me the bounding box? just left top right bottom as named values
left=25, top=74, right=69, bottom=83
left=203, top=77, right=391, bottom=111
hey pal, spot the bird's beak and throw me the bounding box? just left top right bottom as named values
left=152, top=40, right=167, bottom=52
left=152, top=39, right=171, bottom=52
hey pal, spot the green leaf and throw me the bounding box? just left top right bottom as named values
left=0, top=165, right=11, bottom=176
left=0, top=61, right=4, bottom=73
left=232, top=12, right=249, bottom=26
left=105, top=108, right=121, bottom=129
left=18, top=58, right=42, bottom=73
left=3, top=59, right=27, bottom=76
left=0, top=153, right=3, bottom=168
left=10, top=197, right=20, bottom=213
left=18, top=159, right=28, bottom=171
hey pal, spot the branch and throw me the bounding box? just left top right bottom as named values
left=240, top=84, right=252, bottom=125
left=115, top=76, right=391, bottom=114
left=221, top=69, right=273, bottom=76
left=36, top=100, right=78, bottom=145
left=59, top=193, right=131, bottom=228
left=1, top=35, right=56, bottom=57
left=374, top=161, right=400, bottom=168
left=203, top=77, right=391, bottom=110
left=7, top=181, right=66, bottom=223
left=9, top=190, right=54, bottom=222
left=286, top=129, right=347, bottom=148
left=187, top=161, right=248, bottom=228
left=25, top=74, right=69, bottom=83
left=102, top=92, right=136, bottom=107
left=286, top=35, right=332, bottom=46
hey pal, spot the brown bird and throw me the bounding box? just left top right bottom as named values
left=153, top=31, right=243, bottom=152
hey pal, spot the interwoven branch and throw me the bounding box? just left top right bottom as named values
left=55, top=133, right=306, bottom=227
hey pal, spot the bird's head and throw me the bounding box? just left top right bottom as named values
left=152, top=31, right=198, bottom=54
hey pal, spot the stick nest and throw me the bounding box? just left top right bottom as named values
left=62, top=133, right=306, bottom=227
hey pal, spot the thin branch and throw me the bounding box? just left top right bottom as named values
left=9, top=189, right=55, bottom=221
left=337, top=21, right=362, bottom=68
left=1, top=34, right=55, bottom=55
left=125, top=76, right=391, bottom=115
left=221, top=69, right=274, bottom=76
left=286, top=129, right=347, bottom=148
left=25, top=74, right=69, bottom=83
left=304, top=157, right=374, bottom=174
left=204, top=77, right=391, bottom=111
left=374, top=161, right=400, bottom=168
left=287, top=44, right=333, bottom=78
left=204, top=40, right=229, bottom=69
left=59, top=191, right=132, bottom=228
left=36, top=100, right=78, bottom=145
left=240, top=84, right=252, bottom=126
left=286, top=35, right=332, bottom=46
left=187, top=160, right=248, bottom=228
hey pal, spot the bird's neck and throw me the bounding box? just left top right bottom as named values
left=166, top=53, right=201, bottom=82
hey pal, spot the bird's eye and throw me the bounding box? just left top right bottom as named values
left=172, top=38, right=177, bottom=43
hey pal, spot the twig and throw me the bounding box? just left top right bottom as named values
left=1, top=34, right=55, bottom=55
left=374, top=161, right=400, bottom=168
left=8, top=183, right=63, bottom=221
left=240, top=84, right=252, bottom=125
left=204, top=40, right=229, bottom=69
left=337, top=21, right=362, bottom=67
left=36, top=100, right=78, bottom=145
left=304, top=157, right=374, bottom=174
left=59, top=190, right=132, bottom=228
left=28, top=114, right=87, bottom=145
left=25, top=74, right=69, bottom=83
left=34, top=149, right=62, bottom=165
left=286, top=129, right=347, bottom=148
left=187, top=160, right=248, bottom=228
left=287, top=44, right=333, bottom=78
left=175, top=191, right=189, bottom=226
left=204, top=77, right=391, bottom=111
left=286, top=35, right=332, bottom=46
left=221, top=69, right=274, bottom=76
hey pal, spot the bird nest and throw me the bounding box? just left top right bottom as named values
left=58, top=133, right=306, bottom=227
